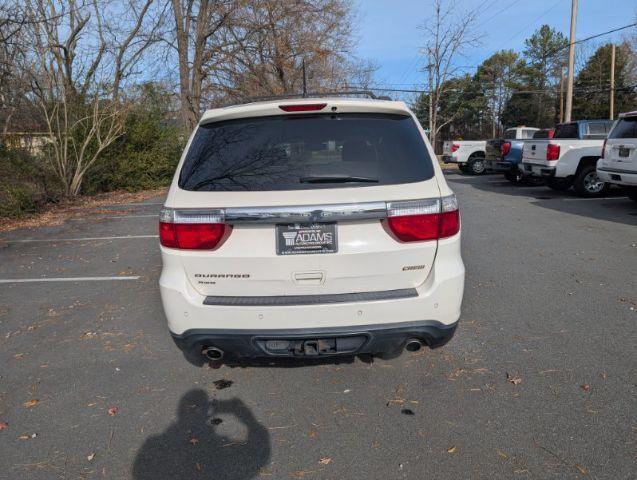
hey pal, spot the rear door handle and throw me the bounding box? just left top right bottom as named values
left=293, top=271, right=325, bottom=285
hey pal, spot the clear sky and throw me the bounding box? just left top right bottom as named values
left=353, top=0, right=637, bottom=90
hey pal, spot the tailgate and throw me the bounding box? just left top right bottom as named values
left=523, top=139, right=549, bottom=165
left=172, top=182, right=442, bottom=297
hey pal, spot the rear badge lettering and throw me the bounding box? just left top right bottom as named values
left=402, top=265, right=426, bottom=271
left=194, top=274, right=250, bottom=278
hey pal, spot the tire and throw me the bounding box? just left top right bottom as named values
left=546, top=177, right=572, bottom=192
left=625, top=187, right=637, bottom=202
left=468, top=156, right=486, bottom=175
left=573, top=165, right=609, bottom=197
left=504, top=169, right=524, bottom=184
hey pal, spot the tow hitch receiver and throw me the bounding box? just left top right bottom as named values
left=257, top=336, right=366, bottom=356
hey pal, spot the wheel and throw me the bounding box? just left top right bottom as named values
left=546, top=177, right=572, bottom=191
left=625, top=187, right=637, bottom=202
left=504, top=169, right=524, bottom=184
left=573, top=165, right=609, bottom=197
left=468, top=156, right=486, bottom=175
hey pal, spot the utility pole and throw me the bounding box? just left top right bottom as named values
left=610, top=43, right=616, bottom=120
left=559, top=70, right=565, bottom=123
left=565, top=0, right=578, bottom=122
left=427, top=51, right=434, bottom=145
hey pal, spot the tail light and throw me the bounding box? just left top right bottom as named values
left=159, top=208, right=229, bottom=250
left=601, top=139, right=607, bottom=158
left=450, top=143, right=460, bottom=153
left=279, top=103, right=327, bottom=112
left=546, top=143, right=560, bottom=161
left=501, top=141, right=511, bottom=156
left=385, top=195, right=460, bottom=242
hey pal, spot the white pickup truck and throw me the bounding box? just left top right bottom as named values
left=597, top=111, right=637, bottom=202
left=442, top=140, right=486, bottom=175
left=521, top=120, right=614, bottom=196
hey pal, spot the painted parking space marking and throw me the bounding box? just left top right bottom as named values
left=0, top=276, right=140, bottom=284
left=3, top=235, right=158, bottom=243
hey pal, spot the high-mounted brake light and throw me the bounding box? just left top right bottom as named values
left=546, top=143, right=560, bottom=161
left=450, top=143, right=460, bottom=153
left=601, top=138, right=607, bottom=158
left=279, top=103, right=327, bottom=112
left=385, top=195, right=460, bottom=242
left=501, top=141, right=511, bottom=156
left=159, top=208, right=229, bottom=250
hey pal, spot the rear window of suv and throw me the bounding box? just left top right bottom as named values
left=609, top=117, right=637, bottom=139
left=178, top=113, right=434, bottom=191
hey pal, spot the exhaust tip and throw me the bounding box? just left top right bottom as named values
left=405, top=339, right=423, bottom=352
left=201, top=346, right=224, bottom=361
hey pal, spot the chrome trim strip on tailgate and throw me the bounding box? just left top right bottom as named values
left=598, top=167, right=637, bottom=175
left=203, top=288, right=418, bottom=306
left=224, top=201, right=388, bottom=224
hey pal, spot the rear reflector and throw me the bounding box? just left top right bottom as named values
left=385, top=195, right=460, bottom=242
left=279, top=103, right=327, bottom=112
left=159, top=208, right=228, bottom=250
left=546, top=143, right=560, bottom=161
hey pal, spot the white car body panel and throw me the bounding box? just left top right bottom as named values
left=597, top=112, right=637, bottom=187
left=442, top=140, right=486, bottom=164
left=522, top=140, right=605, bottom=177
left=159, top=97, right=465, bottom=351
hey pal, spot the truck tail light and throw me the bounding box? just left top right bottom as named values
left=546, top=143, right=560, bottom=161
left=501, top=141, right=511, bottom=156
left=601, top=139, right=607, bottom=158
left=385, top=195, right=460, bottom=242
left=450, top=143, right=460, bottom=152
left=159, top=209, right=229, bottom=250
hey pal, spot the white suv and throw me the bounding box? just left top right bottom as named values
left=159, top=97, right=465, bottom=363
left=597, top=111, right=637, bottom=202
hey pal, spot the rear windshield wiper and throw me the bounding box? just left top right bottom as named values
left=300, top=175, right=379, bottom=184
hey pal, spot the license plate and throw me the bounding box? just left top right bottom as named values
left=619, top=147, right=630, bottom=157
left=276, top=223, right=337, bottom=255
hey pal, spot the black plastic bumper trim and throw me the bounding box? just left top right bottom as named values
left=170, top=320, right=458, bottom=360
left=203, top=288, right=418, bottom=306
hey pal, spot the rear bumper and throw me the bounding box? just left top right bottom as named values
left=443, top=155, right=460, bottom=164
left=486, top=159, right=513, bottom=172
left=523, top=163, right=556, bottom=177
left=171, top=320, right=458, bottom=359
left=597, top=168, right=637, bottom=186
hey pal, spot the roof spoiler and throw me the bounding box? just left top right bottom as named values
left=215, top=90, right=392, bottom=109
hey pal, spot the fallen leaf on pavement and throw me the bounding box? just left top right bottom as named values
left=18, top=435, right=30, bottom=440
left=506, top=372, right=522, bottom=385
left=496, top=449, right=508, bottom=459
left=319, top=457, right=332, bottom=465
left=599, top=372, right=607, bottom=380
left=195, top=462, right=203, bottom=472
left=575, top=464, right=588, bottom=475
left=0, top=422, right=8, bottom=430
left=447, top=446, right=456, bottom=453
left=87, top=452, right=96, bottom=461
left=107, top=406, right=119, bottom=416
left=580, top=384, right=590, bottom=392
left=23, top=399, right=39, bottom=408
left=189, top=437, right=199, bottom=445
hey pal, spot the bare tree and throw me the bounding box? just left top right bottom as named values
left=170, top=0, right=239, bottom=132
left=21, top=0, right=162, bottom=196
left=421, top=0, right=480, bottom=151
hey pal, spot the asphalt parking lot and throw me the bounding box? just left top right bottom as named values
left=1, top=172, right=636, bottom=480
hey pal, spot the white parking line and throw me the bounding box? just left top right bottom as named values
left=3, top=235, right=158, bottom=243
left=0, top=276, right=140, bottom=284
left=562, top=197, right=628, bottom=202
left=91, top=214, right=158, bottom=219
